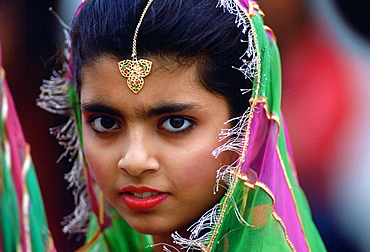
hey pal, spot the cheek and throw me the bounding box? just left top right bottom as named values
left=82, top=127, right=117, bottom=189
left=84, top=145, right=103, bottom=184
left=170, top=140, right=225, bottom=189
left=83, top=127, right=98, bottom=172
left=182, top=142, right=237, bottom=188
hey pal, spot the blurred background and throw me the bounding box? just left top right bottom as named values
left=0, top=0, right=82, bottom=251
left=0, top=0, right=369, bottom=251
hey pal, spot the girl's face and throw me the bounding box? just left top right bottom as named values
left=81, top=56, right=236, bottom=242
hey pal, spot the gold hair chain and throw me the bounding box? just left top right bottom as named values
left=118, top=0, right=154, bottom=93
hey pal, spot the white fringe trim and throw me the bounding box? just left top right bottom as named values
left=171, top=204, right=222, bottom=251
left=37, top=17, right=90, bottom=234
left=38, top=68, right=72, bottom=115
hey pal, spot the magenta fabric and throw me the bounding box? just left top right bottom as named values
left=241, top=103, right=309, bottom=251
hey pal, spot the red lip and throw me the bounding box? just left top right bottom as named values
left=120, top=186, right=169, bottom=211
left=119, top=186, right=160, bottom=194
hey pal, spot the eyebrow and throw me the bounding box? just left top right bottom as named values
left=81, top=101, right=204, bottom=120
left=145, top=102, right=204, bottom=118
left=81, top=102, right=122, bottom=117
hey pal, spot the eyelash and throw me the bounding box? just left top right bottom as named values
left=86, top=115, right=195, bottom=134
left=87, top=115, right=120, bottom=133
left=158, top=116, right=195, bottom=133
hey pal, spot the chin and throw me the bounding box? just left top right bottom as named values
left=131, top=223, right=177, bottom=236
left=125, top=215, right=190, bottom=237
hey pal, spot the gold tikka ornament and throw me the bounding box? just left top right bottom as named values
left=118, top=59, right=152, bottom=93
left=118, top=0, right=154, bottom=93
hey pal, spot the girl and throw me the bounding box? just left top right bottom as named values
left=39, top=0, right=326, bottom=251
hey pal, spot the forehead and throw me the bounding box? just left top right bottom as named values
left=80, top=56, right=229, bottom=117
left=81, top=56, right=202, bottom=98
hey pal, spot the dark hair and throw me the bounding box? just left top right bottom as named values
left=71, top=0, right=253, bottom=117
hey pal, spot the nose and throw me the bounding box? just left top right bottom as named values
left=117, top=129, right=160, bottom=176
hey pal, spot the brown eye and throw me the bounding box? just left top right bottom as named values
left=160, top=116, right=193, bottom=133
left=170, top=117, right=185, bottom=128
left=91, top=116, right=120, bottom=133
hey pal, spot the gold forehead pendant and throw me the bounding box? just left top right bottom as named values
left=118, top=59, right=152, bottom=94
left=118, top=0, right=154, bottom=94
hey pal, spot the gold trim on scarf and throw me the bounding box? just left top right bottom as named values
left=234, top=172, right=297, bottom=251
left=263, top=25, right=277, bottom=42
left=75, top=229, right=103, bottom=252
left=22, top=145, right=33, bottom=252
left=248, top=3, right=265, bottom=17
left=276, top=146, right=312, bottom=251
left=250, top=96, right=281, bottom=130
